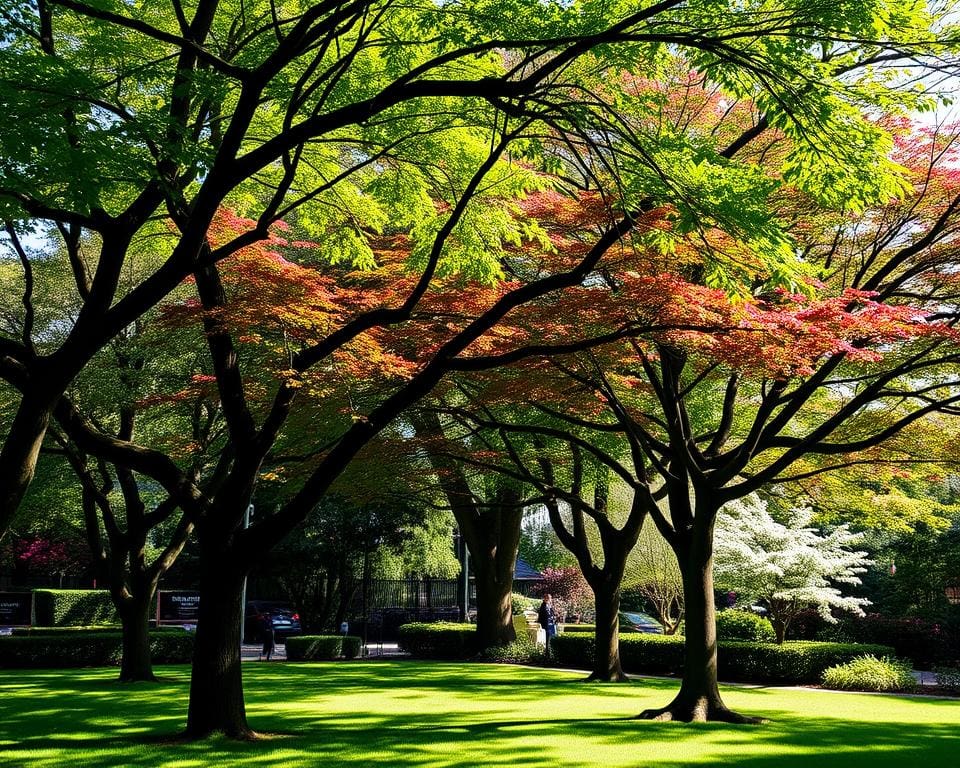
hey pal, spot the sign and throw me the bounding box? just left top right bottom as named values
left=157, top=591, right=200, bottom=624
left=0, top=592, right=32, bottom=626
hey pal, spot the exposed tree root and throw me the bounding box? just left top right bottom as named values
left=637, top=699, right=766, bottom=724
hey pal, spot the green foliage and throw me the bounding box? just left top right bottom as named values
left=479, top=640, right=537, bottom=664
left=822, top=655, right=917, bottom=693
left=0, top=630, right=193, bottom=668
left=933, top=666, right=960, bottom=692
left=716, top=609, right=776, bottom=643
left=397, top=622, right=478, bottom=659
left=560, top=623, right=595, bottom=633
left=552, top=634, right=895, bottom=683
left=31, top=590, right=117, bottom=627
left=284, top=635, right=362, bottom=661
left=511, top=593, right=535, bottom=615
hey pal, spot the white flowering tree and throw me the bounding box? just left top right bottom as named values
left=714, top=495, right=872, bottom=644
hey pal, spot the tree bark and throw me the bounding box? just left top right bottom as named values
left=638, top=522, right=762, bottom=723
left=0, top=393, right=54, bottom=535
left=118, top=592, right=157, bottom=682
left=473, top=557, right=517, bottom=649
left=587, top=579, right=627, bottom=681
left=186, top=562, right=252, bottom=739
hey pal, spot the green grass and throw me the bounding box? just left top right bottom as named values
left=1, top=661, right=957, bottom=767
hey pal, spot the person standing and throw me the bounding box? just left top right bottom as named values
left=259, top=615, right=276, bottom=661
left=537, top=593, right=556, bottom=656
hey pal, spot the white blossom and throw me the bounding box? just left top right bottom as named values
left=714, top=494, right=872, bottom=641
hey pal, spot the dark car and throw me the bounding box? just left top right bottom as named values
left=244, top=600, right=301, bottom=643
left=619, top=610, right=664, bottom=634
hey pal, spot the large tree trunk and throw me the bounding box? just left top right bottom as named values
left=587, top=579, right=626, bottom=682
left=473, top=559, right=516, bottom=649
left=0, top=393, right=54, bottom=535
left=118, top=591, right=157, bottom=682
left=186, top=562, right=252, bottom=739
left=638, top=522, right=762, bottom=723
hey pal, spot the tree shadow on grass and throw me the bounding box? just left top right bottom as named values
left=1, top=662, right=958, bottom=767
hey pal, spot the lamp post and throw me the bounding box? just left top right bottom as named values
left=239, top=504, right=254, bottom=644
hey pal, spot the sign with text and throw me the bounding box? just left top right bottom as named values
left=157, top=591, right=200, bottom=624
left=0, top=592, right=32, bottom=626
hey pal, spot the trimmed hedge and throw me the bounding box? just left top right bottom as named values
left=561, top=624, right=595, bottom=633
left=32, top=590, right=117, bottom=627
left=285, top=635, right=362, bottom=661
left=551, top=633, right=895, bottom=684
left=11, top=625, right=186, bottom=636
left=12, top=625, right=119, bottom=635
left=397, top=622, right=478, bottom=659
left=0, top=630, right=194, bottom=668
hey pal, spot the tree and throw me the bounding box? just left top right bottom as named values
left=2, top=0, right=952, bottom=740
left=713, top=494, right=871, bottom=644
left=624, top=520, right=684, bottom=635
left=411, top=408, right=529, bottom=649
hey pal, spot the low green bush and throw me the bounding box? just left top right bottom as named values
left=719, top=641, right=894, bottom=683
left=933, top=665, right=960, bottom=692
left=12, top=625, right=119, bottom=635
left=716, top=609, right=775, bottom=643
left=285, top=635, right=362, bottom=661
left=32, top=590, right=117, bottom=627
left=480, top=640, right=537, bottom=663
left=398, top=622, right=478, bottom=659
left=512, top=593, right=535, bottom=615
left=551, top=633, right=895, bottom=683
left=0, top=630, right=194, bottom=668
left=560, top=624, right=595, bottom=633
left=822, top=655, right=917, bottom=692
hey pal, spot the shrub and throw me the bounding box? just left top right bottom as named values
left=32, top=589, right=116, bottom=627
left=551, top=633, right=894, bottom=684
left=822, top=655, right=917, bottom=692
left=0, top=630, right=193, bottom=668
left=933, top=666, right=960, bottom=692
left=512, top=593, right=535, bottom=615
left=480, top=640, right=536, bottom=663
left=12, top=625, right=119, bottom=635
left=719, top=641, right=894, bottom=684
left=716, top=609, right=775, bottom=643
left=398, top=622, right=478, bottom=659
left=560, top=623, right=595, bottom=633
left=824, top=614, right=953, bottom=667
left=285, top=635, right=362, bottom=661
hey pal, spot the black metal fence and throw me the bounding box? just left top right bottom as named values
left=354, top=578, right=460, bottom=611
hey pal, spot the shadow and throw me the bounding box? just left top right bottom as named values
left=0, top=661, right=957, bottom=767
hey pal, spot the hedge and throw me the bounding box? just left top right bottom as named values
left=560, top=624, right=595, bottom=633
left=285, top=635, right=362, bottom=661
left=12, top=625, right=119, bottom=635
left=397, top=622, right=478, bottom=659
left=11, top=625, right=187, bottom=636
left=551, top=633, right=895, bottom=684
left=32, top=589, right=117, bottom=627
left=0, top=630, right=194, bottom=668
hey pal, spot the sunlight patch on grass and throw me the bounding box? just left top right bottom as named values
left=0, top=661, right=957, bottom=767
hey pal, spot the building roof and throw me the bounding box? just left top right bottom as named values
left=514, top=557, right=543, bottom=581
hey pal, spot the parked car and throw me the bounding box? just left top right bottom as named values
left=619, top=610, right=664, bottom=634
left=244, top=600, right=301, bottom=643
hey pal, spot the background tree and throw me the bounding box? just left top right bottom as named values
left=713, top=494, right=871, bottom=644
left=623, top=521, right=684, bottom=635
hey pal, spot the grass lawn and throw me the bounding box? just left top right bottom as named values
left=1, top=661, right=957, bottom=767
